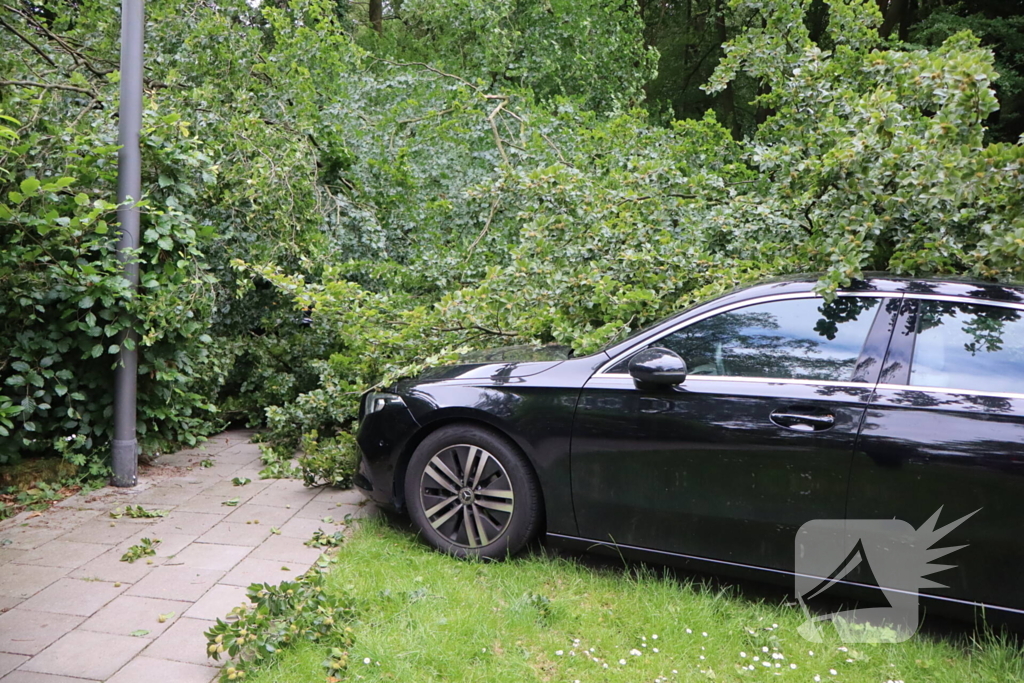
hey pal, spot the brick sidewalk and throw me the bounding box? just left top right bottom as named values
left=0, top=430, right=373, bottom=682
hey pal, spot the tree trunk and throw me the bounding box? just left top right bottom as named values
left=878, top=0, right=908, bottom=39
left=369, top=0, right=383, bottom=34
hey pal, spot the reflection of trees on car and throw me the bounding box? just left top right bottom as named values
left=915, top=301, right=1021, bottom=356
left=658, top=298, right=879, bottom=382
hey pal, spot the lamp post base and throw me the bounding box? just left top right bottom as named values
left=111, top=439, right=138, bottom=487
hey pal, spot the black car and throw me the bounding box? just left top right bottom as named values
left=355, top=275, right=1024, bottom=619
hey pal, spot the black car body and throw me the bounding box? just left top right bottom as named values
left=355, top=276, right=1024, bottom=620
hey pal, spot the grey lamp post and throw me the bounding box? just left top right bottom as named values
left=111, top=0, right=145, bottom=487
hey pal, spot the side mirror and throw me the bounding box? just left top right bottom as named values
left=628, top=347, right=688, bottom=389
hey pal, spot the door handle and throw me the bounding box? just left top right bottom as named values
left=770, top=409, right=835, bottom=432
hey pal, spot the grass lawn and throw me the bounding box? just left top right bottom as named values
left=240, top=519, right=1023, bottom=683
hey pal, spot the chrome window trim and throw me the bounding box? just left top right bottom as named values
left=588, top=374, right=873, bottom=390
left=874, top=383, right=1024, bottom=401
left=595, top=291, right=895, bottom=378
left=901, top=293, right=1024, bottom=312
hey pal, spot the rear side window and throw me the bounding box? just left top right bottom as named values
left=608, top=296, right=880, bottom=382
left=910, top=300, right=1024, bottom=394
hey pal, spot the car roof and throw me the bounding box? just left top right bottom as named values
left=724, top=273, right=1024, bottom=306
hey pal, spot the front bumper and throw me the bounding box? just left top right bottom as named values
left=354, top=396, right=421, bottom=511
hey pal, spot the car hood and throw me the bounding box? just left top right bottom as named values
left=411, top=344, right=572, bottom=383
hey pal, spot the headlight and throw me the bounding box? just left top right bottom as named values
left=363, top=392, right=406, bottom=416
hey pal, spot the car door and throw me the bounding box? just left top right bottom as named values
left=847, top=295, right=1024, bottom=611
left=570, top=293, right=901, bottom=572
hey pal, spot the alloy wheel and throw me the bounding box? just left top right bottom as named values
left=419, top=444, right=515, bottom=548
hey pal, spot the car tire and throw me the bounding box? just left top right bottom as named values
left=404, top=424, right=542, bottom=560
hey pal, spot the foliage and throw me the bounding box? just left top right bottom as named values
left=0, top=77, right=226, bottom=476
left=110, top=505, right=168, bottom=519
left=120, top=537, right=160, bottom=563
left=305, top=528, right=346, bottom=549
left=204, top=559, right=357, bottom=682
left=297, top=431, right=359, bottom=490
left=370, top=0, right=658, bottom=113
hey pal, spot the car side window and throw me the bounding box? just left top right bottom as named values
left=909, top=300, right=1024, bottom=394
left=609, top=296, right=880, bottom=382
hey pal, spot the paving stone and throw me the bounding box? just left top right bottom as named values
left=174, top=494, right=237, bottom=515
left=0, top=549, right=27, bottom=564
left=294, top=500, right=364, bottom=521
left=125, top=484, right=198, bottom=507
left=220, top=557, right=310, bottom=587
left=196, top=522, right=270, bottom=547
left=222, top=503, right=296, bottom=528
left=80, top=596, right=191, bottom=639
left=141, top=512, right=223, bottom=538
left=227, top=466, right=265, bottom=480
left=0, top=672, right=100, bottom=682
left=4, top=511, right=102, bottom=542
left=312, top=487, right=368, bottom=505
left=248, top=535, right=324, bottom=565
left=154, top=452, right=211, bottom=467
left=208, top=454, right=261, bottom=469
left=247, top=480, right=317, bottom=508
left=276, top=515, right=344, bottom=539
left=0, top=598, right=22, bottom=615
left=200, top=480, right=269, bottom=501
left=0, top=525, right=71, bottom=552
left=217, top=442, right=261, bottom=458
left=106, top=657, right=218, bottom=683
left=68, top=548, right=165, bottom=584
left=141, top=617, right=219, bottom=666
left=0, top=609, right=84, bottom=656
left=18, top=579, right=126, bottom=617
left=0, top=566, right=69, bottom=599
left=183, top=584, right=251, bottom=621
left=54, top=489, right=132, bottom=511
left=165, top=543, right=250, bottom=571
left=125, top=566, right=225, bottom=602
left=53, top=519, right=148, bottom=546
left=0, top=653, right=27, bottom=678
left=20, top=630, right=147, bottom=680
left=11, top=541, right=108, bottom=569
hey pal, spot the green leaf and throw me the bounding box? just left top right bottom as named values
left=157, top=236, right=174, bottom=250
left=20, top=177, right=40, bottom=194
left=130, top=629, right=150, bottom=637
left=0, top=204, right=12, bottom=219
left=79, top=296, right=94, bottom=309
left=75, top=193, right=90, bottom=206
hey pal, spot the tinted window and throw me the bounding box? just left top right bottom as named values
left=910, top=300, right=1024, bottom=394
left=611, top=297, right=879, bottom=381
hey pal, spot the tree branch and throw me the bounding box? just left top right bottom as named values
left=0, top=80, right=93, bottom=94
left=0, top=16, right=56, bottom=68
